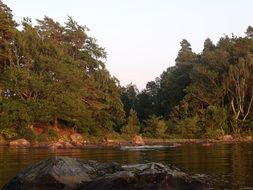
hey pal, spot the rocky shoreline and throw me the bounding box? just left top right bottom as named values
left=0, top=134, right=253, bottom=149
left=2, top=156, right=209, bottom=190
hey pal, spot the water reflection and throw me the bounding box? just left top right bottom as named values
left=0, top=143, right=253, bottom=189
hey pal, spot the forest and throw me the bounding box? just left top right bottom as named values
left=0, top=0, right=253, bottom=141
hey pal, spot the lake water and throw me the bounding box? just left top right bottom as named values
left=0, top=143, right=253, bottom=189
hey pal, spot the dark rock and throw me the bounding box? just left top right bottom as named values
left=82, top=162, right=209, bottom=190
left=2, top=157, right=94, bottom=190
left=3, top=156, right=209, bottom=190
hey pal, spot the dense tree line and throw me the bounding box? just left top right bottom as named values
left=0, top=1, right=124, bottom=140
left=1, top=1, right=253, bottom=140
left=122, top=28, right=253, bottom=138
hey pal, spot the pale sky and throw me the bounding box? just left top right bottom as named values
left=4, top=0, right=253, bottom=89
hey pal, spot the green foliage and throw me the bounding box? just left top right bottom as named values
left=203, top=129, right=225, bottom=139
left=46, top=128, right=59, bottom=141
left=121, top=26, right=253, bottom=138
left=0, top=2, right=125, bottom=139
left=121, top=109, right=140, bottom=136
left=121, top=83, right=138, bottom=118
left=0, top=0, right=17, bottom=73
left=201, top=106, right=228, bottom=135
left=37, top=133, right=49, bottom=142
left=143, top=115, right=167, bottom=138
left=0, top=99, right=33, bottom=129
left=0, top=128, right=17, bottom=139
left=175, top=39, right=197, bottom=68
left=16, top=126, right=36, bottom=141
left=177, top=115, right=200, bottom=138
left=156, top=120, right=167, bottom=137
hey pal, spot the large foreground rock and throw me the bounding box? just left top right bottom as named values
left=3, top=156, right=209, bottom=190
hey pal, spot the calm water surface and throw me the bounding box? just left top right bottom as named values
left=0, top=143, right=253, bottom=189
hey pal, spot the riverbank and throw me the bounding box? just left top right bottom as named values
left=144, top=135, right=253, bottom=144
left=0, top=134, right=253, bottom=149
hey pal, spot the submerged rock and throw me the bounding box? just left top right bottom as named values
left=3, top=156, right=209, bottom=190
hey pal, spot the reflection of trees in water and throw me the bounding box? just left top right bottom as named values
left=230, top=143, right=253, bottom=188
left=153, top=144, right=253, bottom=189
